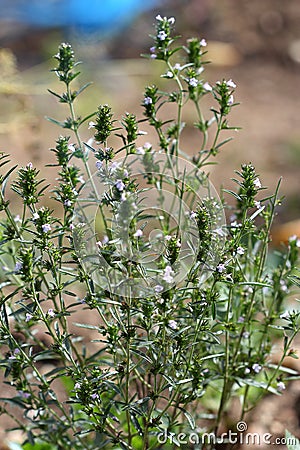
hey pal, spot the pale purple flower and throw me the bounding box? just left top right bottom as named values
left=25, top=313, right=33, bottom=322
left=157, top=30, right=167, bottom=41
left=74, top=382, right=81, bottom=390
left=14, top=262, right=23, bottom=272
left=236, top=247, right=245, bottom=255
left=95, top=160, right=103, bottom=170
left=243, top=331, right=250, bottom=339
left=18, top=391, right=31, bottom=399
left=115, top=180, right=125, bottom=191
left=69, top=223, right=75, bottom=231
left=254, top=177, right=262, bottom=188
left=26, top=162, right=33, bottom=169
left=203, top=82, right=212, bottom=91
left=47, top=308, right=55, bottom=318
left=168, top=320, right=177, bottom=330
left=42, top=224, right=51, bottom=233
left=150, top=46, right=156, bottom=53
left=237, top=316, right=245, bottom=323
left=216, top=263, right=226, bottom=273
left=228, top=94, right=234, bottom=105
left=134, top=229, right=143, bottom=238
left=64, top=199, right=72, bottom=207
left=91, top=393, right=99, bottom=400
left=144, top=96, right=152, bottom=105
left=163, top=265, right=174, bottom=283
left=252, top=363, right=262, bottom=374
left=190, top=211, right=197, bottom=220
left=200, top=38, right=207, bottom=47
left=136, top=146, right=145, bottom=155
left=68, top=143, right=76, bottom=152
left=154, top=285, right=164, bottom=293
left=144, top=142, right=152, bottom=150
left=189, top=77, right=198, bottom=88
left=226, top=79, right=236, bottom=89
left=277, top=381, right=286, bottom=392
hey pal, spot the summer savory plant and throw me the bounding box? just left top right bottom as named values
left=0, top=14, right=299, bottom=450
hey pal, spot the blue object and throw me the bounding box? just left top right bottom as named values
left=0, top=0, right=159, bottom=33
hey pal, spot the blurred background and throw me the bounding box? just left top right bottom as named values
left=0, top=0, right=300, bottom=446
left=1, top=0, right=300, bottom=233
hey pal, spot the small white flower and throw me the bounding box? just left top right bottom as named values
left=277, top=381, right=286, bottom=392
left=157, top=30, right=167, bottom=41
left=163, top=265, right=174, bottom=284
left=74, top=382, right=81, bottom=390
left=42, top=224, right=51, bottom=233
left=165, top=235, right=172, bottom=241
left=244, top=368, right=251, bottom=375
left=14, top=262, right=23, bottom=272
left=95, top=160, right=103, bottom=170
left=88, top=121, right=96, bottom=129
left=136, top=146, right=145, bottom=155
left=190, top=211, right=197, bottom=220
left=64, top=199, right=72, bottom=207
left=243, top=331, right=250, bottom=339
left=280, top=310, right=290, bottom=319
left=228, top=94, right=234, bottom=105
left=189, top=77, right=198, bottom=87
left=254, top=200, right=261, bottom=209
left=14, top=215, right=22, bottom=223
left=168, top=320, right=177, bottom=330
left=144, top=142, right=152, bottom=150
left=120, top=192, right=127, bottom=202
left=252, top=363, right=262, bottom=374
left=68, top=143, right=76, bottom=152
left=78, top=176, right=85, bottom=184
left=226, top=79, right=236, bottom=89
left=200, top=38, right=207, bottom=47
left=69, top=224, right=75, bottom=230
left=26, top=162, right=33, bottom=169
left=156, top=14, right=163, bottom=21
left=166, top=70, right=173, bottom=78
left=150, top=54, right=157, bottom=59
left=134, top=229, right=143, bottom=238
left=154, top=285, right=164, bottom=293
left=236, top=247, right=245, bottom=255
left=115, top=180, right=125, bottom=191
left=168, top=17, right=175, bottom=24
left=144, top=96, right=152, bottom=105
left=32, top=212, right=39, bottom=221
left=25, top=313, right=33, bottom=322
left=216, top=263, right=226, bottom=273
left=47, top=308, right=55, bottom=318
left=174, top=63, right=181, bottom=70
left=254, top=177, right=262, bottom=188
left=203, top=82, right=212, bottom=92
